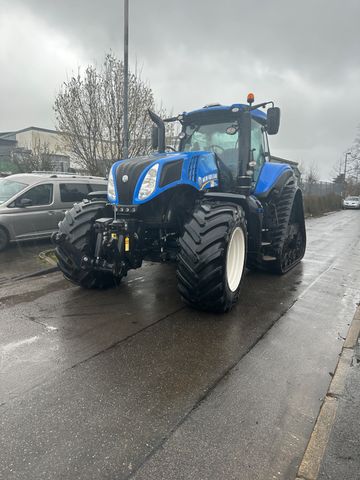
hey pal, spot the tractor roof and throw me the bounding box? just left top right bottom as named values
left=184, top=103, right=267, bottom=125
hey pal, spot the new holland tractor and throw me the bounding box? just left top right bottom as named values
left=52, top=94, right=306, bottom=312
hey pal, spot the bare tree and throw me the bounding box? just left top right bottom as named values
left=332, top=157, right=342, bottom=177
left=305, top=162, right=320, bottom=184
left=54, top=54, right=167, bottom=176
left=302, top=162, right=320, bottom=195
left=333, top=127, right=360, bottom=192
left=11, top=140, right=54, bottom=173
left=347, top=151, right=360, bottom=182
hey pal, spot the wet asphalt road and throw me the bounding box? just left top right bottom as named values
left=0, top=239, right=52, bottom=285
left=0, top=210, right=360, bottom=480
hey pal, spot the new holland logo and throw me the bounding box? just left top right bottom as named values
left=122, top=175, right=129, bottom=183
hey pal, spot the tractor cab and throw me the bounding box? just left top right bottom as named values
left=179, top=104, right=268, bottom=183
left=151, top=94, right=281, bottom=195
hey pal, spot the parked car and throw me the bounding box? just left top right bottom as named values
left=0, top=172, right=107, bottom=251
left=343, top=196, right=360, bottom=209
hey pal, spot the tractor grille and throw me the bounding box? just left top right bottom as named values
left=187, top=155, right=199, bottom=182
left=115, top=156, right=156, bottom=204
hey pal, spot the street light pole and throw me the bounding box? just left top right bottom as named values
left=123, top=0, right=129, bottom=159
left=343, top=151, right=351, bottom=197
left=344, top=151, right=351, bottom=179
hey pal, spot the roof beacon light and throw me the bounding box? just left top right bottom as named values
left=247, top=93, right=255, bottom=105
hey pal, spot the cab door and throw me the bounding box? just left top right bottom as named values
left=251, top=120, right=266, bottom=182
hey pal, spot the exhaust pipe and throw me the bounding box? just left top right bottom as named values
left=148, top=109, right=166, bottom=153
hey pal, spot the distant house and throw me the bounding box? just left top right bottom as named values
left=0, top=126, right=72, bottom=174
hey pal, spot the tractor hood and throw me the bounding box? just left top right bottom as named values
left=107, top=151, right=219, bottom=205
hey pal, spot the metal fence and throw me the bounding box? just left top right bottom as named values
left=302, top=181, right=343, bottom=197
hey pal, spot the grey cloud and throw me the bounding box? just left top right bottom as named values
left=2, top=0, right=360, bottom=178
left=10, top=0, right=359, bottom=83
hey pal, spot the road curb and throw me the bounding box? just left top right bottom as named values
left=296, top=305, right=360, bottom=480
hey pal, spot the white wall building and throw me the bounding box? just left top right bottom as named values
left=0, top=126, right=75, bottom=173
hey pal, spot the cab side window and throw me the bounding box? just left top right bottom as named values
left=19, top=184, right=53, bottom=206
left=60, top=183, right=90, bottom=203
left=251, top=120, right=265, bottom=181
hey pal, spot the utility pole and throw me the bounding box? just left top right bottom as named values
left=123, top=0, right=129, bottom=159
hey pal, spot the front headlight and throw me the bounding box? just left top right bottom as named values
left=138, top=163, right=159, bottom=200
left=107, top=168, right=116, bottom=200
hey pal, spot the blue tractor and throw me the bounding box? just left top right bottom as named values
left=53, top=94, right=306, bottom=312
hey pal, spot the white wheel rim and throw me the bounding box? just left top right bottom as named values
left=226, top=227, right=245, bottom=292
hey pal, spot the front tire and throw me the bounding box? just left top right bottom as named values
left=177, top=201, right=247, bottom=312
left=54, top=199, right=121, bottom=289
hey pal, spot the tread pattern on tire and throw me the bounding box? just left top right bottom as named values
left=177, top=201, right=246, bottom=312
left=55, top=199, right=119, bottom=289
left=264, top=179, right=305, bottom=273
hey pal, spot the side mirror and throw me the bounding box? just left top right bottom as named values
left=267, top=107, right=280, bottom=135
left=16, top=198, right=32, bottom=207
left=151, top=125, right=159, bottom=149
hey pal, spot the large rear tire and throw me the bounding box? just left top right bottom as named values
left=177, top=201, right=247, bottom=313
left=55, top=199, right=120, bottom=289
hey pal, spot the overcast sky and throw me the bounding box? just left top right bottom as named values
left=1, top=0, right=360, bottom=179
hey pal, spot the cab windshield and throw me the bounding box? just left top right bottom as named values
left=0, top=178, right=28, bottom=204
left=182, top=122, right=239, bottom=175
left=183, top=122, right=238, bottom=152
left=181, top=119, right=265, bottom=179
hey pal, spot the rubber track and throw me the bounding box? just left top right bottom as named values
left=268, top=179, right=296, bottom=255
left=264, top=179, right=307, bottom=273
